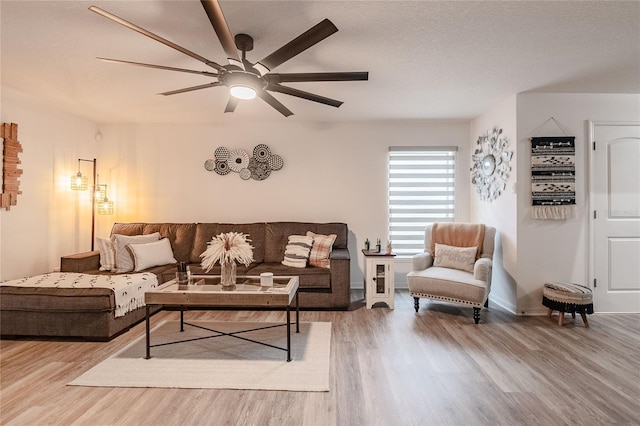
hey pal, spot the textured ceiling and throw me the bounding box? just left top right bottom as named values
left=2, top=0, right=639, bottom=124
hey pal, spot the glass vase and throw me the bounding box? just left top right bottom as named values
left=220, top=260, right=237, bottom=287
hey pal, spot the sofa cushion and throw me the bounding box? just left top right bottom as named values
left=264, top=222, right=347, bottom=263
left=191, top=223, right=217, bottom=263
left=191, top=223, right=265, bottom=264
left=141, top=223, right=197, bottom=263
left=247, top=263, right=331, bottom=290
left=111, top=223, right=146, bottom=236
left=111, top=223, right=196, bottom=263
left=0, top=285, right=116, bottom=312
left=282, top=235, right=314, bottom=268
left=128, top=238, right=177, bottom=272
left=407, top=267, right=487, bottom=304
left=187, top=262, right=256, bottom=277
left=112, top=232, right=161, bottom=273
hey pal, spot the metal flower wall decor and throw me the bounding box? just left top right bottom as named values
left=471, top=127, right=513, bottom=202
left=204, top=144, right=283, bottom=181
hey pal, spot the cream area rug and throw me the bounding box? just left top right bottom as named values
left=69, top=321, right=331, bottom=392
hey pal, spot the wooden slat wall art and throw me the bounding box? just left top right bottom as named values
left=1, top=123, right=23, bottom=210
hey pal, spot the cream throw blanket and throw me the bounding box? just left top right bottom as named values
left=431, top=223, right=486, bottom=259
left=1, top=272, right=158, bottom=317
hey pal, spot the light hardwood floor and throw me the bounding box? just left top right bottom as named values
left=1, top=290, right=639, bottom=426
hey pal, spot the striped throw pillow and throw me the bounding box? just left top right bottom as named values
left=282, top=235, right=314, bottom=268
left=306, top=231, right=337, bottom=268
left=96, top=237, right=116, bottom=271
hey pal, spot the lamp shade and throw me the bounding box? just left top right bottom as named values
left=70, top=173, right=88, bottom=191
left=98, top=198, right=114, bottom=215
left=95, top=184, right=106, bottom=202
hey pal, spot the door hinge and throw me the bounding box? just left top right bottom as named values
left=593, top=210, right=597, bottom=219
left=594, top=278, right=597, bottom=288
left=593, top=140, right=596, bottom=150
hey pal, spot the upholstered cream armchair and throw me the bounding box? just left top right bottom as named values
left=407, top=223, right=496, bottom=324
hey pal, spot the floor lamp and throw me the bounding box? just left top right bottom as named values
left=70, top=158, right=97, bottom=251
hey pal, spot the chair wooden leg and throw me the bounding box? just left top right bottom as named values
left=547, top=308, right=553, bottom=318
left=558, top=312, right=564, bottom=326
left=571, top=312, right=576, bottom=319
left=473, top=307, right=480, bottom=324
left=580, top=312, right=590, bottom=328
left=413, top=297, right=420, bottom=313
left=484, top=299, right=489, bottom=308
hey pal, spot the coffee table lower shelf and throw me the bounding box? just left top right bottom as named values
left=144, top=292, right=300, bottom=362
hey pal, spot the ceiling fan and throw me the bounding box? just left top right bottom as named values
left=89, top=0, right=369, bottom=117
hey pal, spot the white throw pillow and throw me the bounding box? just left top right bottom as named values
left=111, top=232, right=161, bottom=273
left=282, top=235, right=314, bottom=268
left=433, top=243, right=477, bottom=272
left=96, top=237, right=116, bottom=271
left=127, top=238, right=177, bottom=272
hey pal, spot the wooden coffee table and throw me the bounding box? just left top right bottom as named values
left=144, top=275, right=299, bottom=361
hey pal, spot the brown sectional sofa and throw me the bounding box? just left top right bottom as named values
left=64, top=221, right=351, bottom=306
left=0, top=221, right=350, bottom=341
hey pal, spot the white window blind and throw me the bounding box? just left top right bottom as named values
left=388, top=147, right=457, bottom=257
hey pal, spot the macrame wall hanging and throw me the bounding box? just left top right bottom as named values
left=530, top=118, right=576, bottom=220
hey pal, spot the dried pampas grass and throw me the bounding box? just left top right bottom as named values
left=200, top=232, right=254, bottom=272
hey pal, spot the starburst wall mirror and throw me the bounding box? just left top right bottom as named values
left=471, top=127, right=512, bottom=202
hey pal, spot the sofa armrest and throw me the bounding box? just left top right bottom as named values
left=474, top=257, right=492, bottom=283
left=60, top=251, right=100, bottom=273
left=329, top=248, right=350, bottom=261
left=327, top=248, right=350, bottom=307
left=411, top=252, right=433, bottom=271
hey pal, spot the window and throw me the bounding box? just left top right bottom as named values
left=388, top=147, right=457, bottom=257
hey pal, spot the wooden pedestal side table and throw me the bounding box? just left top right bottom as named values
left=362, top=249, right=396, bottom=309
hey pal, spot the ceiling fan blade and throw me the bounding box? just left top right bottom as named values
left=256, top=19, right=338, bottom=72
left=268, top=72, right=369, bottom=83
left=268, top=84, right=343, bottom=108
left=89, top=5, right=223, bottom=71
left=200, top=0, right=241, bottom=62
left=159, top=82, right=222, bottom=96
left=224, top=97, right=238, bottom=113
left=97, top=57, right=219, bottom=77
left=258, top=91, right=293, bottom=117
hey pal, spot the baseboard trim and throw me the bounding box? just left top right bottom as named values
left=487, top=294, right=517, bottom=315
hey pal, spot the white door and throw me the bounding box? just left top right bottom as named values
left=591, top=122, right=640, bottom=312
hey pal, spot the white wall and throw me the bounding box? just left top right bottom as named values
left=99, top=120, right=471, bottom=286
left=5, top=83, right=637, bottom=309
left=469, top=95, right=518, bottom=313
left=6, top=84, right=637, bottom=309
left=469, top=92, right=640, bottom=315
left=0, top=86, right=103, bottom=280
left=515, top=93, right=640, bottom=314
left=1, top=85, right=470, bottom=286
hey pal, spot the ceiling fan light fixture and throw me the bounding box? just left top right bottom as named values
left=230, top=85, right=257, bottom=100
left=224, top=71, right=263, bottom=100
